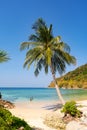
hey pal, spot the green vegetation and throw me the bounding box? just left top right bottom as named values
left=20, top=18, right=76, bottom=104
left=0, top=107, right=32, bottom=130
left=49, top=64, right=87, bottom=89
left=61, top=101, right=81, bottom=117
left=0, top=50, right=9, bottom=63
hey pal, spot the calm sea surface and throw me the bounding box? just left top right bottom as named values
left=0, top=87, right=87, bottom=103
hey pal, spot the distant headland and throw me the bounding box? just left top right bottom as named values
left=49, top=64, right=87, bottom=89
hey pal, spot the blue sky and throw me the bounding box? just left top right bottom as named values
left=0, top=0, right=87, bottom=87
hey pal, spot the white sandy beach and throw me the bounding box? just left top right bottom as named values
left=9, top=101, right=60, bottom=130
left=9, top=100, right=87, bottom=130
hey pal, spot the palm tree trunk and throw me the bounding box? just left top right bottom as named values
left=51, top=65, right=65, bottom=105
left=52, top=73, right=65, bottom=105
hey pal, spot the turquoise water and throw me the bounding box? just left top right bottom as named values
left=0, top=88, right=87, bottom=103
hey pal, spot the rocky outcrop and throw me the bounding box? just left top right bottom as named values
left=44, top=114, right=66, bottom=130
left=0, top=99, right=15, bottom=109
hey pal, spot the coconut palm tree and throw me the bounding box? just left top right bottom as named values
left=0, top=50, right=9, bottom=63
left=20, top=18, right=76, bottom=105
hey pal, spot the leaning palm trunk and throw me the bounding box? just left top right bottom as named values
left=52, top=73, right=65, bottom=105
left=51, top=64, right=65, bottom=105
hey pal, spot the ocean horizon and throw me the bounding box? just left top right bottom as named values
left=0, top=87, right=87, bottom=103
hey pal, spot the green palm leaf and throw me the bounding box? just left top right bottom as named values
left=0, top=50, right=10, bottom=63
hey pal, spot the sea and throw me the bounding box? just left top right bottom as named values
left=0, top=87, right=87, bottom=103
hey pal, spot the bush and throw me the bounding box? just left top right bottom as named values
left=11, top=116, right=31, bottom=130
left=0, top=107, right=32, bottom=130
left=61, top=101, right=81, bottom=117
left=0, top=107, right=13, bottom=125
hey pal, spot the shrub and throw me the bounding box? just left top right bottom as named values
left=0, top=107, right=32, bottom=130
left=0, top=107, right=12, bottom=125
left=11, top=116, right=31, bottom=130
left=61, top=101, right=81, bottom=117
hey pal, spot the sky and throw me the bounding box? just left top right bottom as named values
left=0, top=0, right=87, bottom=87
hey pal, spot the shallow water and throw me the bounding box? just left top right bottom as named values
left=0, top=87, right=87, bottom=103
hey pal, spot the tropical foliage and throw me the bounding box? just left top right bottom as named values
left=49, top=64, right=87, bottom=88
left=0, top=50, right=9, bottom=63
left=0, top=106, right=32, bottom=130
left=20, top=18, right=76, bottom=104
left=61, top=100, right=82, bottom=117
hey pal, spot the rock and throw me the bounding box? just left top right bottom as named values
left=0, top=99, right=14, bottom=109
left=63, top=114, right=75, bottom=123
left=83, top=111, right=87, bottom=118
left=4, top=104, right=9, bottom=108
left=44, top=114, right=66, bottom=130
left=66, top=121, right=87, bottom=130
left=18, top=126, right=24, bottom=130
left=80, top=116, right=87, bottom=125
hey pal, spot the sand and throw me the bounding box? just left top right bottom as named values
left=9, top=100, right=87, bottom=130
left=9, top=101, right=59, bottom=130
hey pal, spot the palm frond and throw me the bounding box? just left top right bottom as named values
left=51, top=52, right=66, bottom=75
left=29, top=34, right=40, bottom=42
left=44, top=64, right=48, bottom=74
left=61, top=52, right=76, bottom=65
left=60, top=42, right=71, bottom=53
left=23, top=46, right=44, bottom=68
left=49, top=24, right=52, bottom=35
left=31, top=18, right=53, bottom=44
left=34, top=59, right=43, bottom=76
left=0, top=50, right=10, bottom=63
left=20, top=42, right=30, bottom=50
left=51, top=36, right=61, bottom=44
left=32, top=18, right=46, bottom=31
left=20, top=41, right=41, bottom=50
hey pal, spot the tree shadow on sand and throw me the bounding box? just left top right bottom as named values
left=42, top=103, right=63, bottom=111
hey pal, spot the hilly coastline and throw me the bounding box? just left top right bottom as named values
left=49, top=64, right=87, bottom=89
